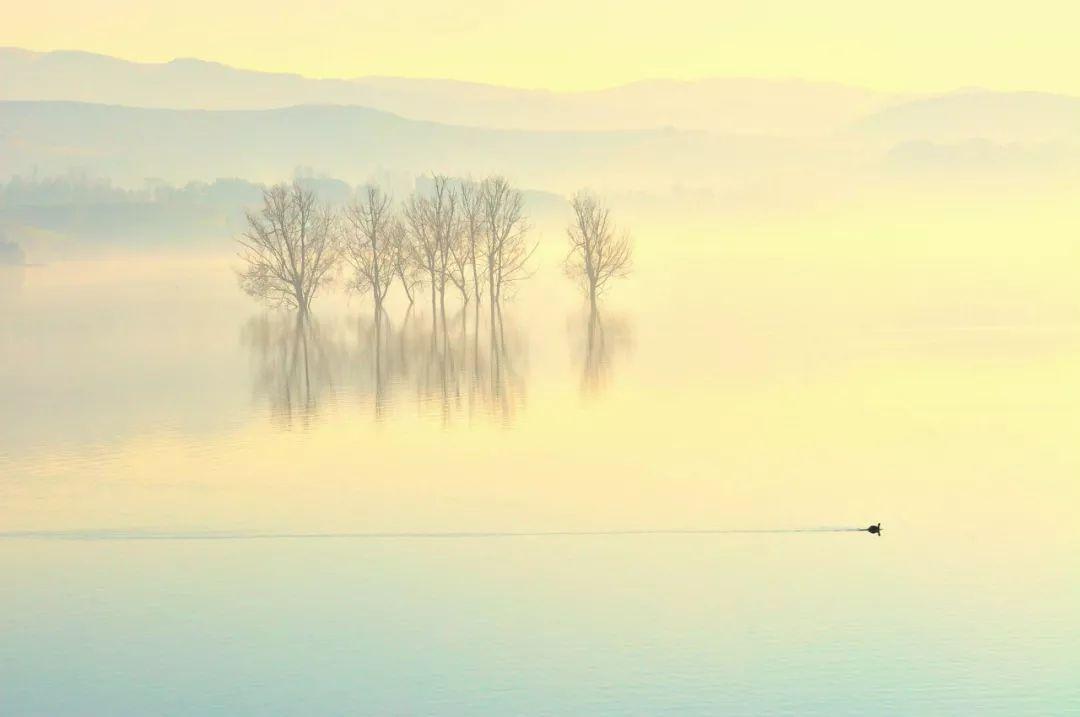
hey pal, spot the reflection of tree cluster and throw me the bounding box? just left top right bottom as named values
left=241, top=304, right=527, bottom=427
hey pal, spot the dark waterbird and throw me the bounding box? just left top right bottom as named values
left=866, top=523, right=882, bottom=535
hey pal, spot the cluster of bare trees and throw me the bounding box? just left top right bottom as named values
left=237, top=179, right=637, bottom=423
left=238, top=175, right=536, bottom=317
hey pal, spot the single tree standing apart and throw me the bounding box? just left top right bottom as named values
left=564, top=190, right=632, bottom=311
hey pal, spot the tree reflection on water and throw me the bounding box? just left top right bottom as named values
left=570, top=306, right=633, bottom=400
left=242, top=304, right=527, bottom=427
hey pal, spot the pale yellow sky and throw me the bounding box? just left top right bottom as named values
left=4, top=0, right=1078, bottom=93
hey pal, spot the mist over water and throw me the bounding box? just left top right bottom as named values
left=2, top=194, right=1080, bottom=715
left=4, top=9, right=1080, bottom=709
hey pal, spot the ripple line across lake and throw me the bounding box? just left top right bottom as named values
left=0, top=527, right=870, bottom=541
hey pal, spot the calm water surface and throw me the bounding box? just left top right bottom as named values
left=2, top=203, right=1079, bottom=714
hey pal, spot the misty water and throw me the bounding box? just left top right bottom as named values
left=2, top=198, right=1079, bottom=715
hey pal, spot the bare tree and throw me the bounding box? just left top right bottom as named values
left=456, top=178, right=486, bottom=303
left=480, top=176, right=534, bottom=309
left=564, top=190, right=633, bottom=310
left=343, top=185, right=395, bottom=310
left=388, top=216, right=422, bottom=305
left=237, top=182, right=339, bottom=313
left=430, top=175, right=459, bottom=314
left=403, top=192, right=439, bottom=318
left=403, top=175, right=459, bottom=317
left=446, top=227, right=471, bottom=307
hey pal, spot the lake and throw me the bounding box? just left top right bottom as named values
left=2, top=195, right=1079, bottom=715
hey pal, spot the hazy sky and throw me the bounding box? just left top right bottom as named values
left=4, top=1, right=1078, bottom=93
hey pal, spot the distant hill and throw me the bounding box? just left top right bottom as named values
left=854, top=89, right=1080, bottom=143
left=0, top=48, right=896, bottom=136
left=0, top=100, right=822, bottom=191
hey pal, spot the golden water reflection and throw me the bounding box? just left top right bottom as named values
left=570, top=306, right=634, bottom=399
left=242, top=304, right=530, bottom=427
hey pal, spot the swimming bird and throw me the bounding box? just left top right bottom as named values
left=867, top=523, right=882, bottom=535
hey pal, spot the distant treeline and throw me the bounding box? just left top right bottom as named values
left=0, top=171, right=567, bottom=254
left=0, top=173, right=264, bottom=249
left=0, top=172, right=266, bottom=207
